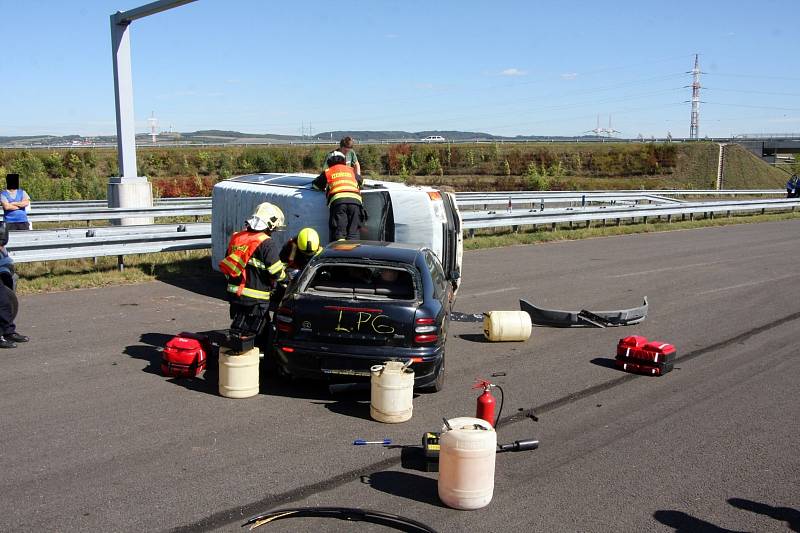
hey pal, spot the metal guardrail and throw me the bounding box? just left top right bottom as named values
left=456, top=193, right=685, bottom=209
left=24, top=190, right=785, bottom=221
left=461, top=198, right=800, bottom=231
left=8, top=223, right=211, bottom=263
left=456, top=188, right=784, bottom=197
left=6, top=192, right=796, bottom=264
left=33, top=197, right=210, bottom=209
left=28, top=204, right=211, bottom=223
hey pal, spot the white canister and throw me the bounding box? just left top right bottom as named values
left=218, top=347, right=260, bottom=399
left=438, top=416, right=497, bottom=510
left=483, top=311, right=532, bottom=342
left=370, top=361, right=414, bottom=423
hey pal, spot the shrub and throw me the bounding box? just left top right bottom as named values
left=303, top=148, right=327, bottom=170
left=387, top=144, right=411, bottom=175
left=254, top=152, right=276, bottom=172
left=526, top=162, right=550, bottom=191
left=10, top=152, right=47, bottom=180
left=425, top=156, right=443, bottom=177
left=355, top=145, right=381, bottom=173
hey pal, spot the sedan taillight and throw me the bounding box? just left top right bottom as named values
left=414, top=317, right=439, bottom=343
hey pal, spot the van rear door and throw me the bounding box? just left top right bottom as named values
left=360, top=190, right=394, bottom=242
left=439, top=191, right=463, bottom=291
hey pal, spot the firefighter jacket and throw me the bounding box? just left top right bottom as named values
left=312, top=164, right=362, bottom=206
left=279, top=238, right=321, bottom=271
left=220, top=230, right=286, bottom=303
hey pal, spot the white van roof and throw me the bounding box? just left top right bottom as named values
left=227, top=172, right=427, bottom=191
left=212, top=173, right=445, bottom=268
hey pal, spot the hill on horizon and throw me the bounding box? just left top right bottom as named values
left=1, top=129, right=601, bottom=147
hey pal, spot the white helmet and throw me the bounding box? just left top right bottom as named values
left=327, top=150, right=347, bottom=165
left=246, top=202, right=285, bottom=232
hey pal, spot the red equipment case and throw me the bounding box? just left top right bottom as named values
left=161, top=334, right=208, bottom=377
left=616, top=336, right=676, bottom=364
left=614, top=358, right=674, bottom=376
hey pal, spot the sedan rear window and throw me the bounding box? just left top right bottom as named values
left=304, top=264, right=416, bottom=300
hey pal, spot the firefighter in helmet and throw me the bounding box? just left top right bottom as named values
left=280, top=227, right=322, bottom=276
left=312, top=151, right=366, bottom=241
left=219, top=202, right=287, bottom=339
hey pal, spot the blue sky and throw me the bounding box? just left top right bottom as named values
left=1, top=0, right=798, bottom=138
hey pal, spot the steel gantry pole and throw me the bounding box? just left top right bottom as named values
left=109, top=0, right=198, bottom=224
left=688, top=54, right=702, bottom=140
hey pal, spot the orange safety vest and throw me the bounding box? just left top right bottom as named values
left=323, top=164, right=361, bottom=206
left=219, top=230, right=269, bottom=296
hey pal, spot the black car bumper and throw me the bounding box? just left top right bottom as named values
left=273, top=340, right=443, bottom=388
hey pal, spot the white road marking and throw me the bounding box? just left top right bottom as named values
left=698, top=273, right=796, bottom=295
left=465, top=286, right=521, bottom=298
left=609, top=260, right=727, bottom=278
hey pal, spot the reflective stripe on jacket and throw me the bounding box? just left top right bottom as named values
left=219, top=231, right=269, bottom=296
left=226, top=284, right=272, bottom=300
left=323, top=164, right=361, bottom=206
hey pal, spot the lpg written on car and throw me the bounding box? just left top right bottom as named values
left=273, top=241, right=453, bottom=392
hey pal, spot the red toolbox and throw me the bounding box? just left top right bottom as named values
left=614, top=358, right=674, bottom=376
left=617, top=335, right=648, bottom=356
left=616, top=336, right=676, bottom=364
left=161, top=334, right=208, bottom=377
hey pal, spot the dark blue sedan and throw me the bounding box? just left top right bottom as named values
left=273, top=241, right=454, bottom=391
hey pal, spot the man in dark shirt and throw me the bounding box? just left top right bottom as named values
left=0, top=223, right=27, bottom=348
left=313, top=151, right=365, bottom=241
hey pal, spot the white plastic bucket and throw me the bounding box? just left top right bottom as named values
left=483, top=311, right=532, bottom=342
left=218, top=347, right=260, bottom=399
left=370, top=361, right=414, bottom=423
left=438, top=416, right=497, bottom=510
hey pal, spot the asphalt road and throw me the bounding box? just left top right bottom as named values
left=1, top=220, right=798, bottom=532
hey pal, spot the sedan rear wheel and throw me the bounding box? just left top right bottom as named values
left=421, top=351, right=445, bottom=393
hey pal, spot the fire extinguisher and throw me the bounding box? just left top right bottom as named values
left=474, top=379, right=504, bottom=427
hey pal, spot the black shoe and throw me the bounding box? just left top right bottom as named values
left=0, top=336, right=17, bottom=349
left=5, top=332, right=28, bottom=343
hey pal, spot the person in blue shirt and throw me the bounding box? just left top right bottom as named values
left=1, top=174, right=31, bottom=231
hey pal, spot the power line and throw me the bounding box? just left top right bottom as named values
left=705, top=72, right=800, bottom=82
left=702, top=87, right=800, bottom=97
left=703, top=102, right=800, bottom=112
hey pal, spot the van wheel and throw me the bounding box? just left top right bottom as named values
left=422, top=353, right=445, bottom=393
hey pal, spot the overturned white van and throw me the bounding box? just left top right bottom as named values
left=211, top=173, right=463, bottom=290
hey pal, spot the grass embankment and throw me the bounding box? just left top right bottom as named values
left=16, top=250, right=215, bottom=294
left=722, top=144, right=791, bottom=189
left=15, top=210, right=800, bottom=294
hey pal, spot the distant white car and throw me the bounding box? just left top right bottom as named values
left=421, top=135, right=446, bottom=143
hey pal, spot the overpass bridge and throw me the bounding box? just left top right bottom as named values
left=732, top=134, right=800, bottom=162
